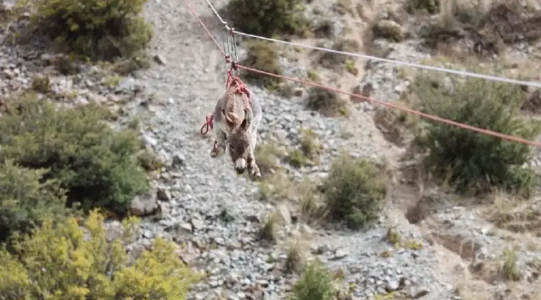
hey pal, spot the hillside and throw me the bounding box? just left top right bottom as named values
left=1, top=0, right=541, bottom=299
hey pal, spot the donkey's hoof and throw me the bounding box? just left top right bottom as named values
left=250, top=168, right=262, bottom=180
left=210, top=147, right=224, bottom=158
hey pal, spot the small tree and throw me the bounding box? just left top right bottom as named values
left=29, top=0, right=152, bottom=60
left=0, top=94, right=149, bottom=215
left=226, top=0, right=307, bottom=37
left=0, top=160, right=71, bottom=243
left=413, top=75, right=540, bottom=196
left=324, top=153, right=387, bottom=229
left=0, top=210, right=199, bottom=299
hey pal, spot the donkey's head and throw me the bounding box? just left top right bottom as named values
left=227, top=108, right=253, bottom=174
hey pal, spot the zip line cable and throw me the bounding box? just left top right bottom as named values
left=202, top=0, right=541, bottom=89
left=182, top=0, right=541, bottom=148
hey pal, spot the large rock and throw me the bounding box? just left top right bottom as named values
left=130, top=192, right=159, bottom=216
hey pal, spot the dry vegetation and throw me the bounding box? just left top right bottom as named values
left=415, top=1, right=541, bottom=59
left=3, top=0, right=541, bottom=299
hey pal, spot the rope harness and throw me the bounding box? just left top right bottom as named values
left=200, top=25, right=251, bottom=135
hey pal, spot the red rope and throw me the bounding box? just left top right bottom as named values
left=184, top=0, right=541, bottom=148
left=200, top=115, right=214, bottom=135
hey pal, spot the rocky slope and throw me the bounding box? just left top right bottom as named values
left=2, top=0, right=541, bottom=299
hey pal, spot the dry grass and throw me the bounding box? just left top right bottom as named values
left=259, top=170, right=297, bottom=202
left=259, top=172, right=328, bottom=226
left=502, top=248, right=521, bottom=281
left=287, top=128, right=323, bottom=168
left=421, top=0, right=541, bottom=58
left=285, top=239, right=308, bottom=273
left=385, top=227, right=423, bottom=250
left=372, top=97, right=421, bottom=146
left=255, top=142, right=285, bottom=178
left=299, top=128, right=322, bottom=163
left=298, top=178, right=328, bottom=225
left=258, top=211, right=281, bottom=243
left=485, top=192, right=541, bottom=236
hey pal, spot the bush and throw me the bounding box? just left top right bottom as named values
left=226, top=0, right=307, bottom=37
left=291, top=261, right=335, bottom=300
left=0, top=210, right=199, bottom=299
left=324, top=153, right=387, bottom=229
left=306, top=87, right=349, bottom=117
left=407, top=0, right=439, bottom=14
left=413, top=75, right=540, bottom=196
left=241, top=40, right=283, bottom=90
left=0, top=94, right=149, bottom=215
left=30, top=0, right=152, bottom=60
left=0, top=160, right=71, bottom=243
left=299, top=128, right=321, bottom=163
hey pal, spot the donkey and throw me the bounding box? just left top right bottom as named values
left=210, top=85, right=262, bottom=179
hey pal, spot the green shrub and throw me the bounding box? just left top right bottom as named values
left=0, top=94, right=149, bottom=215
left=291, top=261, right=335, bottom=300
left=306, top=87, right=349, bottom=117
left=299, top=128, right=321, bottom=163
left=287, top=129, right=322, bottom=168
left=30, top=75, right=51, bottom=93
left=413, top=75, right=540, bottom=196
left=324, top=153, right=387, bottom=229
left=0, top=210, right=199, bottom=299
left=287, top=149, right=308, bottom=168
left=241, top=40, right=283, bottom=90
left=29, top=0, right=152, bottom=60
left=407, top=0, right=439, bottom=14
left=0, top=160, right=72, bottom=243
left=226, top=0, right=307, bottom=37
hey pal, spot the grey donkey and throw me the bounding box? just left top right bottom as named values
left=210, top=85, right=262, bottom=179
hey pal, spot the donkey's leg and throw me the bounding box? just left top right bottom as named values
left=246, top=151, right=261, bottom=180
left=210, top=129, right=227, bottom=158
left=247, top=127, right=261, bottom=179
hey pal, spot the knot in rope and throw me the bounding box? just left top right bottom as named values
left=200, top=115, right=214, bottom=135
left=226, top=70, right=250, bottom=100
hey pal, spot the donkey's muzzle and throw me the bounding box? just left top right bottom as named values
left=234, top=158, right=247, bottom=175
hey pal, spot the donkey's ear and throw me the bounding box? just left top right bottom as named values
left=241, top=109, right=252, bottom=129
left=223, top=109, right=235, bottom=126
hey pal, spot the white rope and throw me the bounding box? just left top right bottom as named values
left=202, top=0, right=541, bottom=89
left=204, top=0, right=227, bottom=25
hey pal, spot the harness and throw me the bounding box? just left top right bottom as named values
left=200, top=26, right=251, bottom=136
